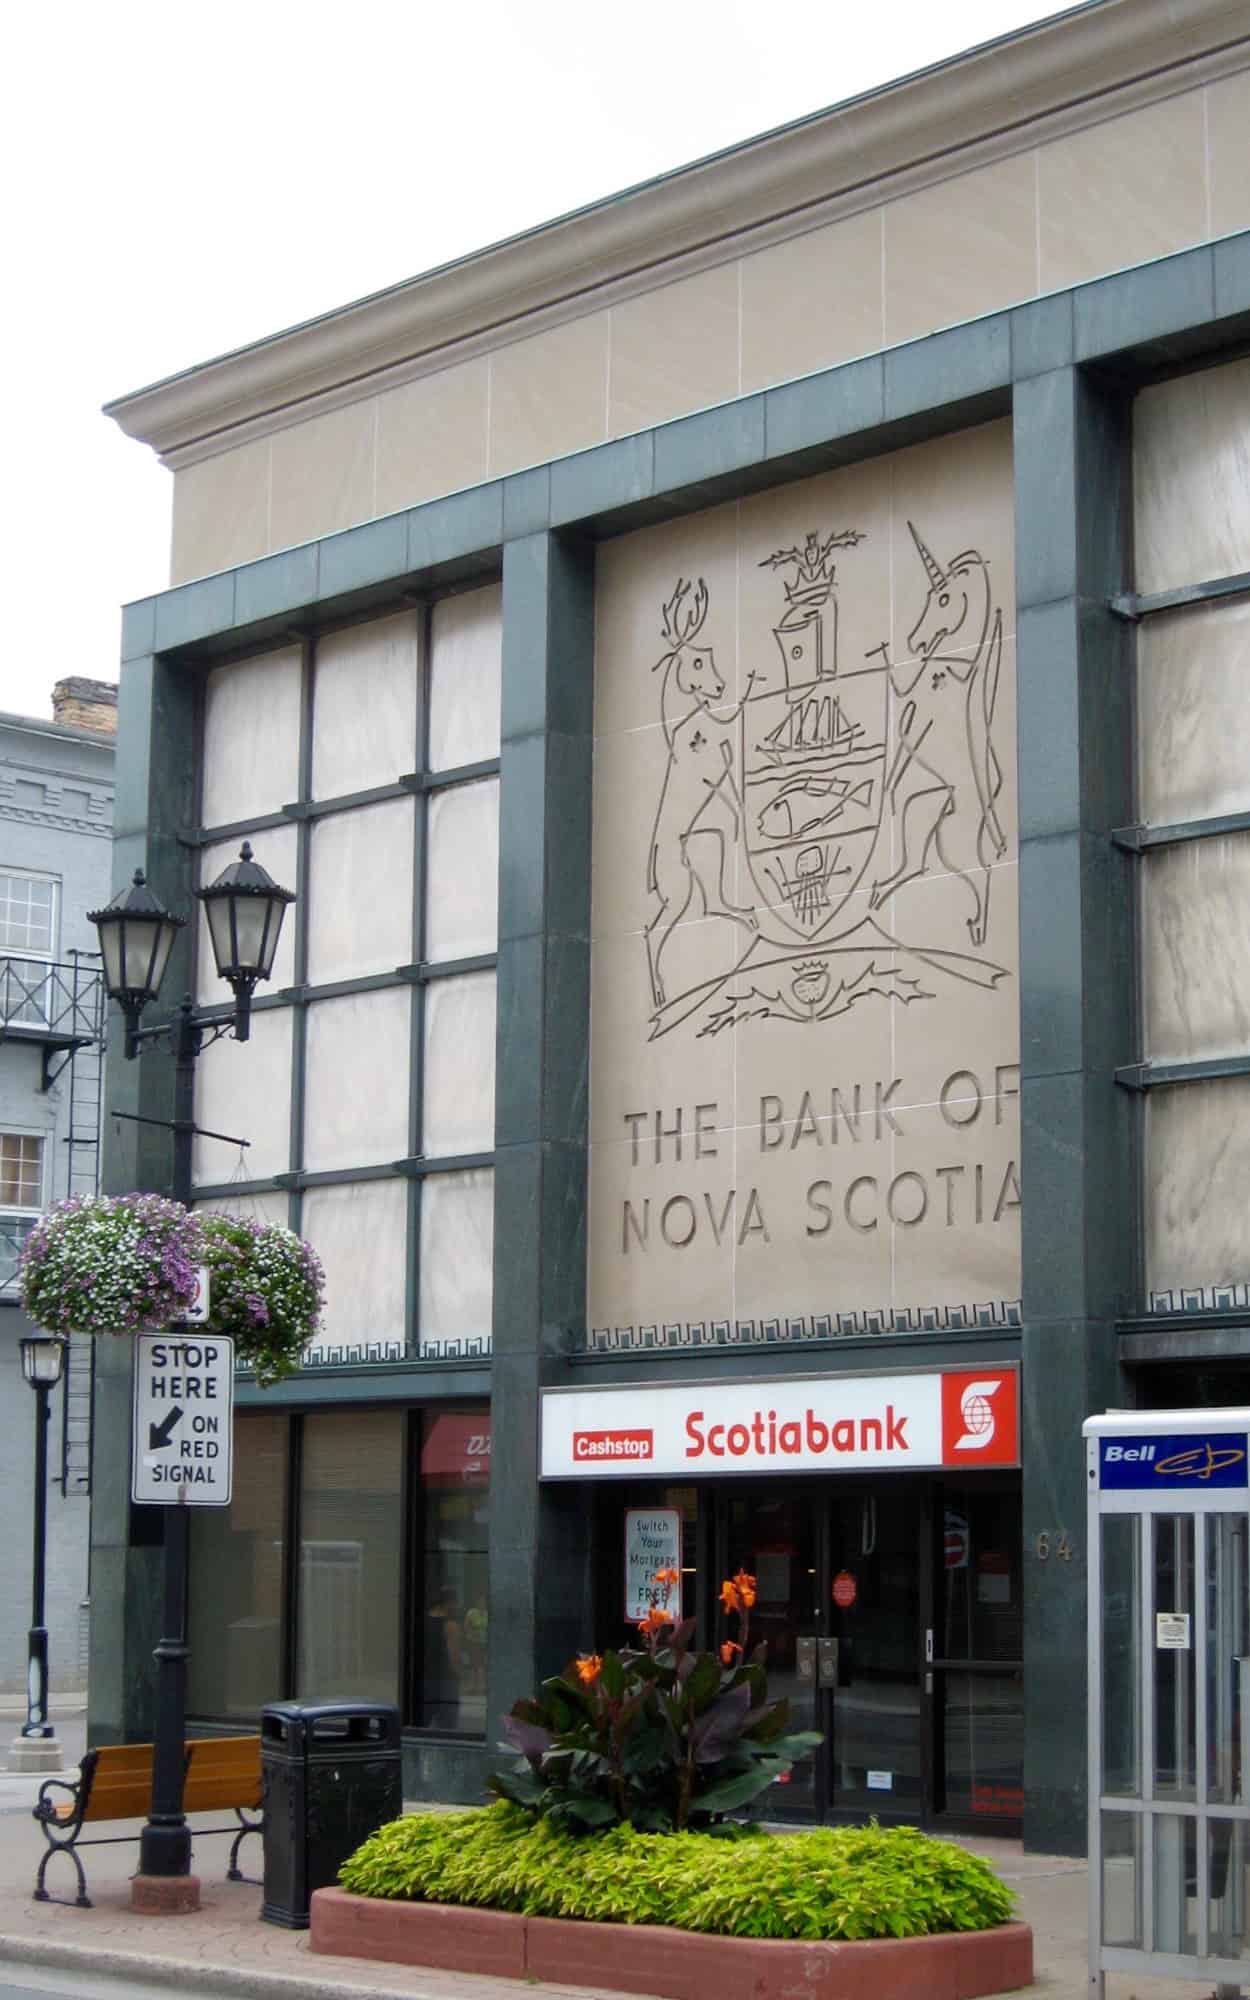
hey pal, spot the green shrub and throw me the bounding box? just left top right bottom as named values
left=339, top=1803, right=1015, bottom=1941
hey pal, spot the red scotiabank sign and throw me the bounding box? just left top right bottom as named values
left=540, top=1366, right=1019, bottom=1479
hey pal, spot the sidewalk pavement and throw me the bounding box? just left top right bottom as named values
left=0, top=1764, right=1216, bottom=2000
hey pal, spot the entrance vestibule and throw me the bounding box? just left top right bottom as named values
left=596, top=1475, right=1022, bottom=1832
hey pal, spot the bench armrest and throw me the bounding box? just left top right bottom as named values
left=34, top=1777, right=83, bottom=1832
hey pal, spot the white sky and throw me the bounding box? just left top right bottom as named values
left=0, top=0, right=1075, bottom=724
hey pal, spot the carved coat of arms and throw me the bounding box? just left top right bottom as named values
left=642, top=521, right=1010, bottom=1039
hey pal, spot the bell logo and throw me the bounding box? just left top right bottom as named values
left=941, top=1370, right=1019, bottom=1467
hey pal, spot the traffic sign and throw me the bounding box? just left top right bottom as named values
left=131, top=1333, right=234, bottom=1506
left=178, top=1266, right=211, bottom=1325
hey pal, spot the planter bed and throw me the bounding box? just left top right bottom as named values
left=311, top=1887, right=1034, bottom=2000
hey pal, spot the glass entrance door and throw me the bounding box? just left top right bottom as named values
left=826, top=1486, right=925, bottom=1817
left=724, top=1487, right=821, bottom=1815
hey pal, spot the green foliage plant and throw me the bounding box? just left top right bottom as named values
left=487, top=1569, right=821, bottom=1832
left=339, top=1803, right=1016, bottom=1941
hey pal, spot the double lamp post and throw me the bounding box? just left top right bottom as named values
left=84, top=842, right=295, bottom=1907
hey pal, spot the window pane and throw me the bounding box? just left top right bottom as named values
left=312, top=612, right=419, bottom=799
left=1206, top=1513, right=1250, bottom=1804
left=1142, top=835, right=1250, bottom=1064
left=1134, top=354, right=1250, bottom=597
left=428, top=585, right=501, bottom=772
left=303, top=1179, right=407, bottom=1357
left=0, top=1133, right=44, bottom=1207
left=297, top=1411, right=403, bottom=1706
left=304, top=989, right=411, bottom=1172
left=938, top=1485, right=1022, bottom=1662
left=418, top=1410, right=491, bottom=1734
left=419, top=1169, right=492, bottom=1355
left=0, top=873, right=55, bottom=956
left=421, top=975, right=495, bottom=1157
left=1210, top=1820, right=1250, bottom=1960
left=1153, top=1813, right=1198, bottom=1956
left=196, top=829, right=297, bottom=1005
left=424, top=779, right=499, bottom=963
left=1146, top=1077, right=1250, bottom=1300
left=939, top=1669, right=1023, bottom=1821
left=192, top=1008, right=292, bottom=1186
left=1138, top=599, right=1250, bottom=825
left=307, top=800, right=414, bottom=984
left=1153, top=1514, right=1196, bottom=1801
left=1102, top=1513, right=1141, bottom=1797
left=1102, top=1811, right=1142, bottom=1947
left=201, top=646, right=302, bottom=827
left=0, top=1213, right=38, bottom=1290
left=188, top=1412, right=285, bottom=1718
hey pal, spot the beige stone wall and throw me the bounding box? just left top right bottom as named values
left=588, top=420, right=1019, bottom=1336
left=168, top=65, right=1250, bottom=586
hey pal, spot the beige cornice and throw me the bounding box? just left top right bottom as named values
left=107, top=0, right=1250, bottom=466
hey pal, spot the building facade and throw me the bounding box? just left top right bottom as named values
left=95, top=0, right=1250, bottom=1852
left=0, top=684, right=114, bottom=1699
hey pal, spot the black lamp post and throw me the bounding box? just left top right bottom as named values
left=10, top=1334, right=66, bottom=1775
left=88, top=845, right=294, bottom=1906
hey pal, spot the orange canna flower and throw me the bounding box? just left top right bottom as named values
left=637, top=1605, right=674, bottom=1637
left=719, top=1578, right=741, bottom=1615
left=720, top=1641, right=742, bottom=1666
left=652, top=1567, right=680, bottom=1588
left=575, top=1654, right=603, bottom=1685
left=732, top=1569, right=758, bottom=1609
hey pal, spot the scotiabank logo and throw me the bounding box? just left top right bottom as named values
left=574, top=1429, right=653, bottom=1462
left=940, top=1370, right=1019, bottom=1466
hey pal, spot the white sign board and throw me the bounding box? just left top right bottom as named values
left=179, top=1266, right=211, bottom=1325
left=540, top=1366, right=1020, bottom=1480
left=624, top=1508, right=682, bottom=1622
left=131, top=1334, right=234, bottom=1506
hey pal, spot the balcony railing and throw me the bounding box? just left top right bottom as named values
left=0, top=954, right=103, bottom=1042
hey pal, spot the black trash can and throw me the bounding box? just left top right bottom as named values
left=260, top=1699, right=402, bottom=1928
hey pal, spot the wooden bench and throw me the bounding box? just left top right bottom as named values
left=32, top=1734, right=263, bottom=1908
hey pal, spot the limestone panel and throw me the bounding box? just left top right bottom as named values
left=740, top=211, right=883, bottom=393
left=1037, top=89, right=1206, bottom=293
left=171, top=439, right=270, bottom=586
left=608, top=264, right=739, bottom=436
left=883, top=152, right=1038, bottom=349
left=589, top=420, right=1019, bottom=1336
left=270, top=399, right=377, bottom=553
left=487, top=312, right=609, bottom=477
left=1208, top=70, right=1250, bottom=242
left=375, top=357, right=490, bottom=518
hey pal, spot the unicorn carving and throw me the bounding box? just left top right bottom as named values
left=868, top=522, right=1007, bottom=946
left=644, top=578, right=758, bottom=1009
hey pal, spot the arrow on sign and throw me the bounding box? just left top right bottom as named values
left=148, top=1407, right=184, bottom=1450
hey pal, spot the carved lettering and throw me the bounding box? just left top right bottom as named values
left=940, top=1070, right=983, bottom=1127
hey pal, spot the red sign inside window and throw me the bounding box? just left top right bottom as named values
left=421, top=1413, right=492, bottom=1487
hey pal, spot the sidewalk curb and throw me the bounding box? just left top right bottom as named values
left=0, top=1933, right=434, bottom=2000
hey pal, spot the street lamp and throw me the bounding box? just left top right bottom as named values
left=89, top=845, right=295, bottom=1909
left=9, top=1333, right=67, bottom=1774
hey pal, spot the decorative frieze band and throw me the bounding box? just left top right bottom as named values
left=1149, top=1284, right=1250, bottom=1316
left=585, top=1300, right=1022, bottom=1353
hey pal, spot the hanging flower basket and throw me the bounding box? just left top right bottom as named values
left=199, top=1213, right=324, bottom=1386
left=19, top=1193, right=203, bottom=1340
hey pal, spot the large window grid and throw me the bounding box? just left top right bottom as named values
left=0, top=869, right=58, bottom=1026
left=1113, top=362, right=1250, bottom=1317
left=186, top=588, right=500, bottom=1365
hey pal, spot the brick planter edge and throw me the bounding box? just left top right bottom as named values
left=311, top=1887, right=1034, bottom=2000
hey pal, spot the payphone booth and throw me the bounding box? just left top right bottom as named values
left=1087, top=1409, right=1250, bottom=1998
